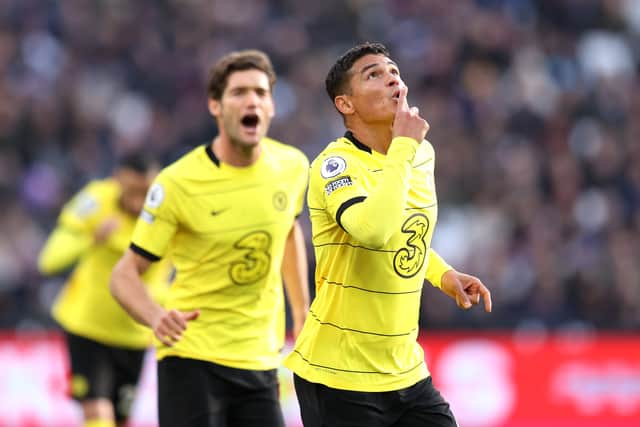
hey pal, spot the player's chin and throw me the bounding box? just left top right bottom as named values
left=236, top=128, right=261, bottom=144
left=238, top=135, right=262, bottom=148
left=244, top=131, right=264, bottom=143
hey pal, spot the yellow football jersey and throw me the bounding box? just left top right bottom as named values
left=39, top=178, right=172, bottom=349
left=131, top=139, right=309, bottom=370
left=284, top=132, right=452, bottom=392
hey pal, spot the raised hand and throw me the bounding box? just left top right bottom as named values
left=392, top=85, right=429, bottom=143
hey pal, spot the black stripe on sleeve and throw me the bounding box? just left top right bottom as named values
left=130, top=243, right=161, bottom=262
left=336, top=196, right=366, bottom=231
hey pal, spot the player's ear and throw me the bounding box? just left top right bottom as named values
left=208, top=98, right=221, bottom=117
left=335, top=95, right=354, bottom=115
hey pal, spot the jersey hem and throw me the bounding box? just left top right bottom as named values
left=156, top=348, right=281, bottom=371
left=55, top=316, right=151, bottom=350
left=286, top=364, right=429, bottom=392
left=283, top=352, right=430, bottom=392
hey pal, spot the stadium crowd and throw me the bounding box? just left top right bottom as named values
left=0, top=0, right=639, bottom=331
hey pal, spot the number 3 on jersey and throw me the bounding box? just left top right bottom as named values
left=229, top=231, right=272, bottom=285
left=393, top=213, right=430, bottom=278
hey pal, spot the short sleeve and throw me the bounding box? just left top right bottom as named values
left=424, top=248, right=453, bottom=288
left=130, top=173, right=179, bottom=260
left=311, top=151, right=369, bottom=225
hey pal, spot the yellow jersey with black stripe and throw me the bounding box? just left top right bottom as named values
left=130, top=140, right=309, bottom=370
left=284, top=132, right=452, bottom=392
left=39, top=179, right=172, bottom=349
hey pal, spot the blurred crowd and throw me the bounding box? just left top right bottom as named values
left=0, top=0, right=638, bottom=331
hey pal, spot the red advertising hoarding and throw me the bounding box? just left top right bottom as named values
left=424, top=332, right=640, bottom=427
left=1, top=331, right=638, bottom=426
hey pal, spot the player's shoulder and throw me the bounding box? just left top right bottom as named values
left=313, top=134, right=370, bottom=162
left=65, top=178, right=117, bottom=218
left=155, top=144, right=215, bottom=188
left=310, top=136, right=366, bottom=177
left=79, top=178, right=119, bottom=203
left=162, top=145, right=209, bottom=176
left=263, top=137, right=309, bottom=167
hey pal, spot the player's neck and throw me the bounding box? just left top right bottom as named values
left=212, top=136, right=261, bottom=167
left=347, top=123, right=393, bottom=155
left=116, top=196, right=137, bottom=218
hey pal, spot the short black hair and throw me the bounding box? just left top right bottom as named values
left=117, top=152, right=155, bottom=174
left=325, top=42, right=391, bottom=102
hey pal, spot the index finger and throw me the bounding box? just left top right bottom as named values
left=396, top=85, right=408, bottom=113
left=480, top=287, right=492, bottom=312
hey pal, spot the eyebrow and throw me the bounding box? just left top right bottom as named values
left=228, top=84, right=269, bottom=92
left=359, top=59, right=398, bottom=75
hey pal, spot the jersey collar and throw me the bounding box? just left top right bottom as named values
left=344, top=131, right=372, bottom=154
left=205, top=143, right=221, bottom=167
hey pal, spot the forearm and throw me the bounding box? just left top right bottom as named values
left=110, top=250, right=164, bottom=328
left=340, top=137, right=418, bottom=248
left=38, top=227, right=91, bottom=275
left=282, top=222, right=310, bottom=326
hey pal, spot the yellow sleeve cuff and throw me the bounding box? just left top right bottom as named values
left=425, top=249, right=452, bottom=288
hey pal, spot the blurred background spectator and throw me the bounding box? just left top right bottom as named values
left=1, top=0, right=639, bottom=334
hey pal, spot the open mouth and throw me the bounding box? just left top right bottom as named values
left=392, top=90, right=400, bottom=100
left=241, top=114, right=260, bottom=129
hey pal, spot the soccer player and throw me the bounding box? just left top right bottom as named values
left=284, top=42, right=492, bottom=427
left=38, top=153, right=171, bottom=427
left=110, top=50, right=310, bottom=427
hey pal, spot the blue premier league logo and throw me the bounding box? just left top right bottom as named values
left=321, top=156, right=347, bottom=179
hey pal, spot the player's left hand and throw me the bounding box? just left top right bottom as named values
left=441, top=270, right=492, bottom=313
left=94, top=217, right=119, bottom=243
left=152, top=308, right=200, bottom=346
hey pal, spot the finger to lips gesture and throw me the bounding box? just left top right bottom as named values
left=392, top=85, right=429, bottom=143
left=152, top=308, right=200, bottom=346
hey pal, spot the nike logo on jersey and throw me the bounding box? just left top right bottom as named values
left=211, top=209, right=227, bottom=216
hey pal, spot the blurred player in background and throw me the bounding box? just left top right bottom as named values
left=38, top=153, right=172, bottom=427
left=284, top=42, right=492, bottom=427
left=110, top=49, right=310, bottom=427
